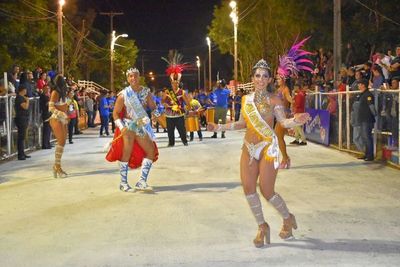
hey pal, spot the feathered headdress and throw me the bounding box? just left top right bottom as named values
left=277, top=36, right=313, bottom=78
left=161, top=50, right=190, bottom=82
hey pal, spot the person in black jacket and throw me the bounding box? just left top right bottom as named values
left=357, top=79, right=376, bottom=161
left=40, top=84, right=51, bottom=149
left=14, top=85, right=30, bottom=160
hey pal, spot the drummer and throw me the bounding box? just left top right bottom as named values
left=188, top=92, right=203, bottom=141
left=196, top=88, right=210, bottom=127
left=153, top=89, right=167, bottom=133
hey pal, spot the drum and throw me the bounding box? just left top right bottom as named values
left=78, top=110, right=88, bottom=130
left=156, top=113, right=167, bottom=129
left=205, top=107, right=215, bottom=123
left=185, top=116, right=200, bottom=132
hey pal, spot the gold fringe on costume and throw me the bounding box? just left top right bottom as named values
left=241, top=94, right=279, bottom=165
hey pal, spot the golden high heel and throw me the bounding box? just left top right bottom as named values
left=253, top=223, right=270, bottom=248
left=53, top=165, right=68, bottom=178
left=279, top=213, right=297, bottom=239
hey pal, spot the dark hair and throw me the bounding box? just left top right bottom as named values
left=359, top=79, right=369, bottom=88
left=54, top=74, right=67, bottom=101
left=17, top=84, right=27, bottom=93
left=219, top=79, right=226, bottom=87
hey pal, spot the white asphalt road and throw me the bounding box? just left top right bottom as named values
left=0, top=127, right=399, bottom=267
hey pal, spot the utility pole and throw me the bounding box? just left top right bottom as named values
left=100, top=11, right=124, bottom=36
left=333, top=0, right=341, bottom=83
left=57, top=0, right=65, bottom=76
left=100, top=11, right=124, bottom=91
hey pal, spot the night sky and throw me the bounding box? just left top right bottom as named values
left=79, top=0, right=229, bottom=89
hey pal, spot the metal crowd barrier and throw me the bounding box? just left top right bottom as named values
left=0, top=96, right=43, bottom=160
left=306, top=86, right=400, bottom=165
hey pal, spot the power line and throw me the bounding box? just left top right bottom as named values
left=354, top=0, right=400, bottom=26
left=21, top=0, right=56, bottom=15
left=0, top=7, right=55, bottom=21
left=239, top=0, right=261, bottom=22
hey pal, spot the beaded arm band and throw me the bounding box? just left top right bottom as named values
left=216, top=123, right=236, bottom=132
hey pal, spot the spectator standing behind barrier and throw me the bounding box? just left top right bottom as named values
left=234, top=90, right=243, bottom=122
left=389, top=46, right=400, bottom=89
left=39, top=85, right=51, bottom=149
left=99, top=91, right=110, bottom=137
left=211, top=79, right=230, bottom=138
left=290, top=84, right=307, bottom=145
left=107, top=91, right=116, bottom=133
left=350, top=70, right=363, bottom=91
left=85, top=93, right=95, bottom=127
left=14, top=85, right=30, bottom=160
left=357, top=79, right=376, bottom=161
left=66, top=90, right=78, bottom=144
left=36, top=72, right=47, bottom=93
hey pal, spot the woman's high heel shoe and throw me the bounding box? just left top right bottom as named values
left=53, top=165, right=67, bottom=178
left=279, top=213, right=297, bottom=239
left=253, top=223, right=270, bottom=248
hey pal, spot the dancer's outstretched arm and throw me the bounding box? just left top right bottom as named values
left=272, top=96, right=310, bottom=128
left=207, top=113, right=246, bottom=132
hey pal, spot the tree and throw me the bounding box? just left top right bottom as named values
left=0, top=0, right=58, bottom=71
left=208, top=0, right=315, bottom=82
left=0, top=0, right=139, bottom=91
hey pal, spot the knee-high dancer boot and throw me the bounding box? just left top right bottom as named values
left=269, top=193, right=297, bottom=239
left=119, top=161, right=134, bottom=192
left=135, top=158, right=153, bottom=191
left=246, top=193, right=270, bottom=247
left=53, top=145, right=67, bottom=178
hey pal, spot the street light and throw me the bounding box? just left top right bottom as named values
left=206, top=37, right=211, bottom=90
left=196, top=56, right=201, bottom=89
left=57, top=0, right=65, bottom=76
left=110, top=30, right=128, bottom=92
left=230, top=1, right=238, bottom=92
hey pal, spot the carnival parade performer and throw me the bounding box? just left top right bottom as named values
left=105, top=68, right=161, bottom=192
left=275, top=37, right=314, bottom=169
left=48, top=74, right=69, bottom=178
left=161, top=50, right=191, bottom=147
left=207, top=59, right=310, bottom=248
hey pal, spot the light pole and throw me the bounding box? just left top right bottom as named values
left=230, top=1, right=238, bottom=92
left=196, top=56, right=201, bottom=89
left=57, top=0, right=65, bottom=76
left=206, top=37, right=211, bottom=91
left=110, top=30, right=128, bottom=92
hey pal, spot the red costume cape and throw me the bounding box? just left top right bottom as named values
left=105, top=110, right=159, bottom=169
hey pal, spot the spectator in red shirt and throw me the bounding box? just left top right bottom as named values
left=36, top=72, right=47, bottom=93
left=290, top=84, right=307, bottom=145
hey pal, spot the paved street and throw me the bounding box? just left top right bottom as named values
left=1, top=128, right=399, bottom=267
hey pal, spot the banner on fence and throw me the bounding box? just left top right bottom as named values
left=304, top=108, right=330, bottom=146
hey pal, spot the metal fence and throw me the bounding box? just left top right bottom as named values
left=306, top=86, right=400, bottom=165
left=0, top=95, right=43, bottom=160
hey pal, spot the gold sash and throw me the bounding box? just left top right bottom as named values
left=242, top=94, right=280, bottom=168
